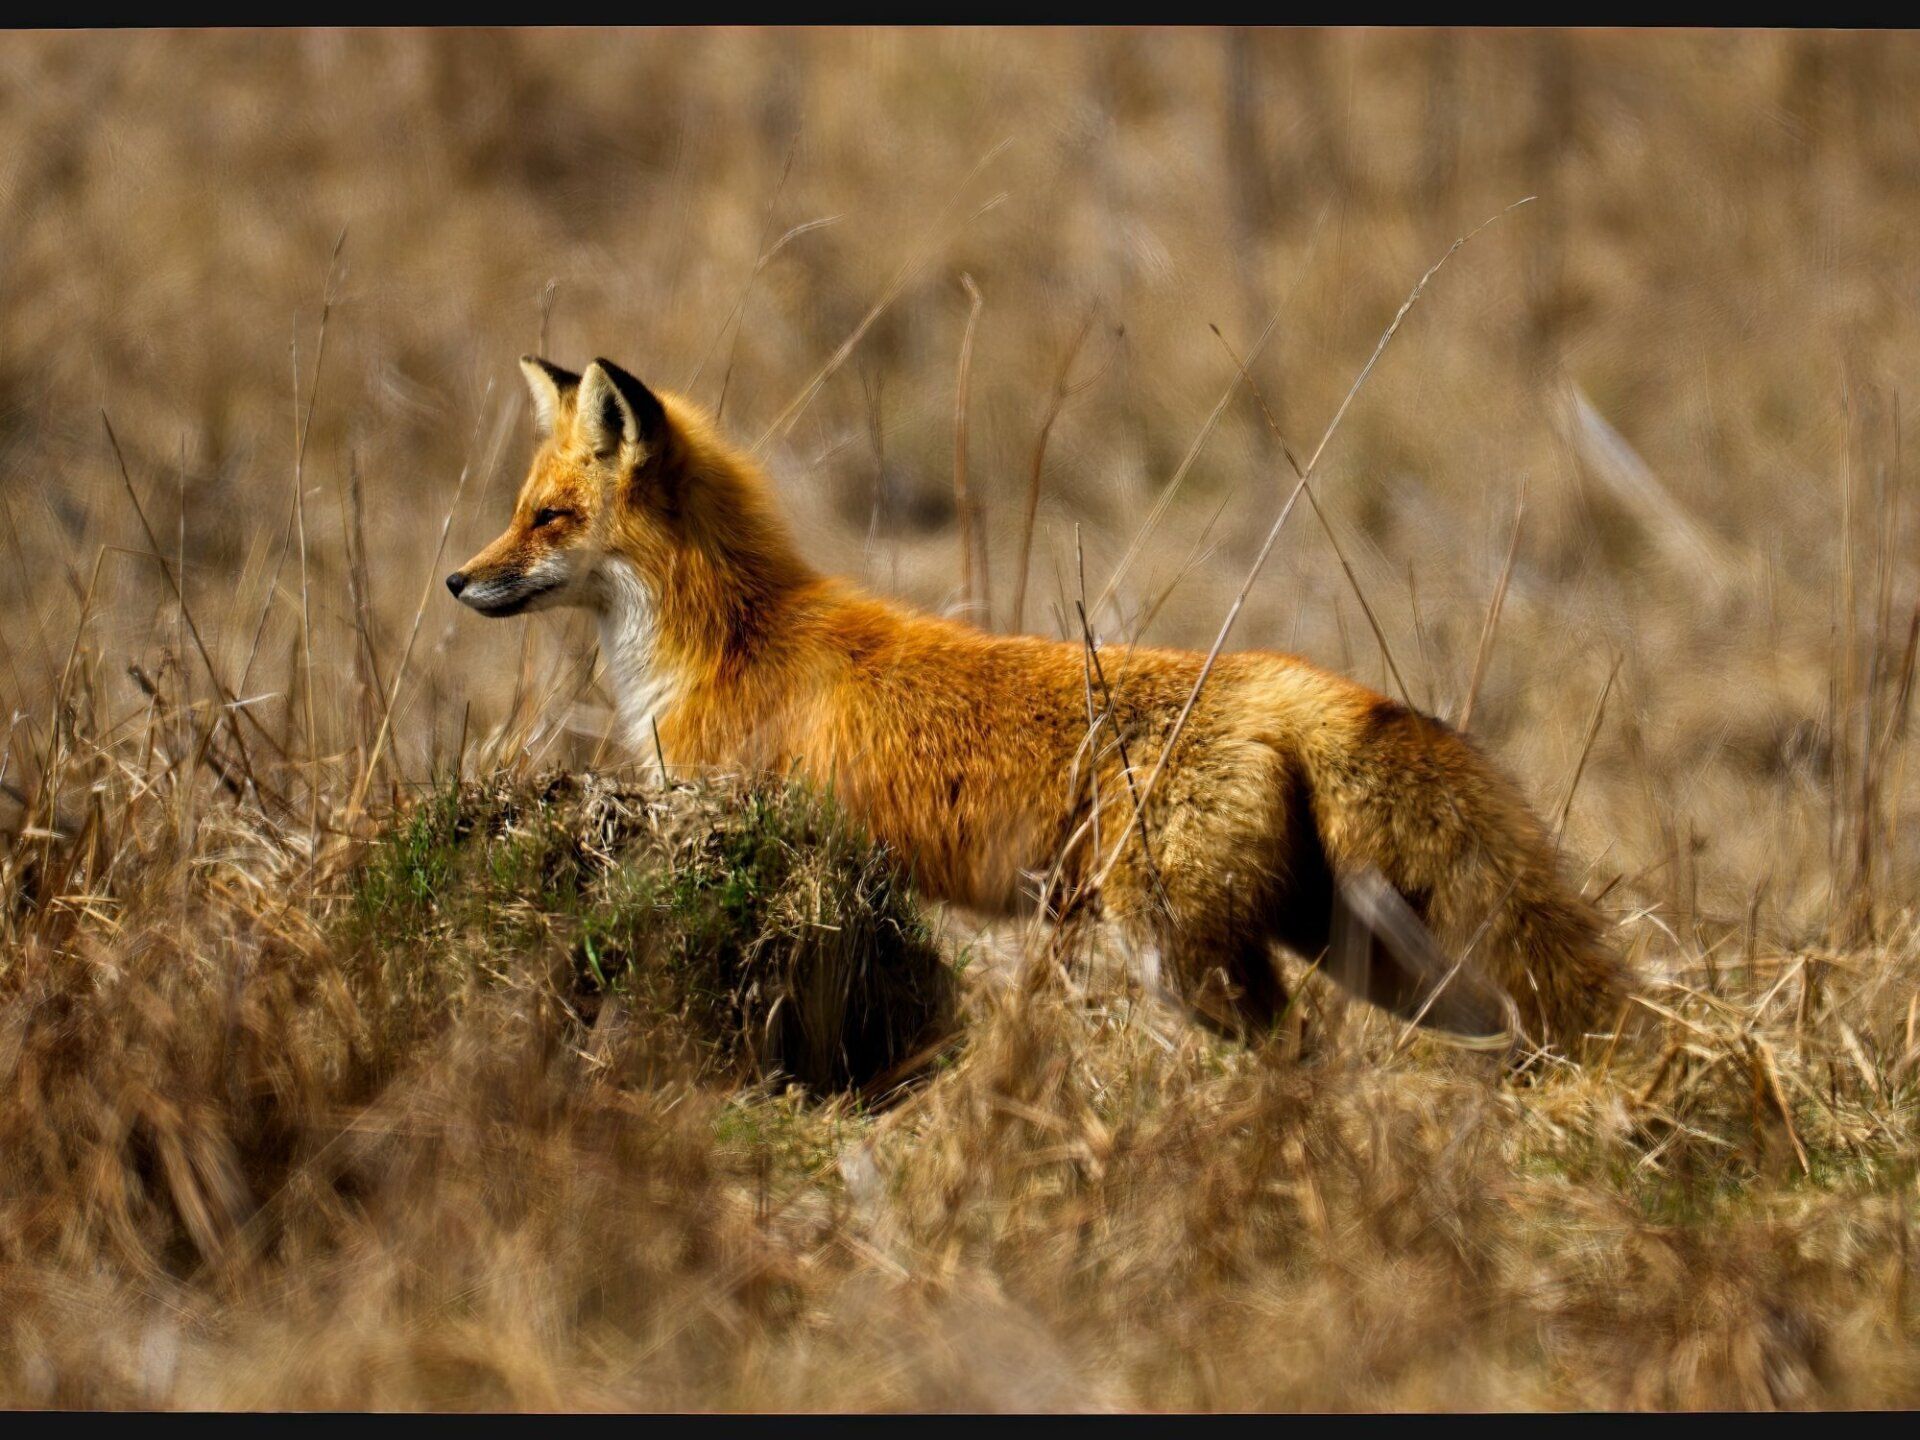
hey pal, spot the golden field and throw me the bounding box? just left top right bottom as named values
left=2, top=28, right=1918, bottom=1409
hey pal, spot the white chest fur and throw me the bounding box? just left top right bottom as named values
left=595, top=556, right=677, bottom=759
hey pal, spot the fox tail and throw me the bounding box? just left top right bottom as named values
left=1299, top=700, right=1629, bottom=1050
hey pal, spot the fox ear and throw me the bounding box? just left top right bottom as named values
left=519, top=356, right=580, bottom=440
left=574, top=359, right=666, bottom=463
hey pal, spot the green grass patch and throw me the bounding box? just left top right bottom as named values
left=347, top=773, right=958, bottom=1095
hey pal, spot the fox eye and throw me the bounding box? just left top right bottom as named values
left=531, top=507, right=571, bottom=529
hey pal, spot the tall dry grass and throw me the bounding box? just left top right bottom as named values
left=2, top=27, right=1919, bottom=1410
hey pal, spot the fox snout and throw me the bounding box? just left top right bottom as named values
left=447, top=562, right=514, bottom=614
left=446, top=555, right=561, bottom=617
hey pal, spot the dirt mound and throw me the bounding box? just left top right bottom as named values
left=348, top=773, right=958, bottom=1095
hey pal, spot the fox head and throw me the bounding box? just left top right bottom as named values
left=449, top=354, right=815, bottom=734
left=446, top=356, right=674, bottom=618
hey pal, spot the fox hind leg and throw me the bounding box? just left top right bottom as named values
left=1138, top=903, right=1291, bottom=1043
left=1106, top=766, right=1301, bottom=1041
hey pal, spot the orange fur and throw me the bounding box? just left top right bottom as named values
left=451, top=357, right=1629, bottom=1047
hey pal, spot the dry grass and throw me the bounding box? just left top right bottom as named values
left=4, top=745, right=1917, bottom=1409
left=3, top=27, right=1920, bottom=1411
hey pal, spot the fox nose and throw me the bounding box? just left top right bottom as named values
left=445, top=572, right=467, bottom=598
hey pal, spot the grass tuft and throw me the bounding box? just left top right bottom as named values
left=347, top=773, right=957, bottom=1095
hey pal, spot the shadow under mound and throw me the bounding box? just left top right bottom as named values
left=348, top=772, right=958, bottom=1097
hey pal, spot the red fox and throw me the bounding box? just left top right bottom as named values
left=449, top=356, right=1627, bottom=1047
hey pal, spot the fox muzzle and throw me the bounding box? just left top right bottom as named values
left=447, top=566, right=561, bottom=617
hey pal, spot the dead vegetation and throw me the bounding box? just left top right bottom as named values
left=2, top=26, right=1920, bottom=1411
left=1, top=730, right=1917, bottom=1409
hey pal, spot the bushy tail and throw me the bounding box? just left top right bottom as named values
left=1299, top=701, right=1630, bottom=1049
